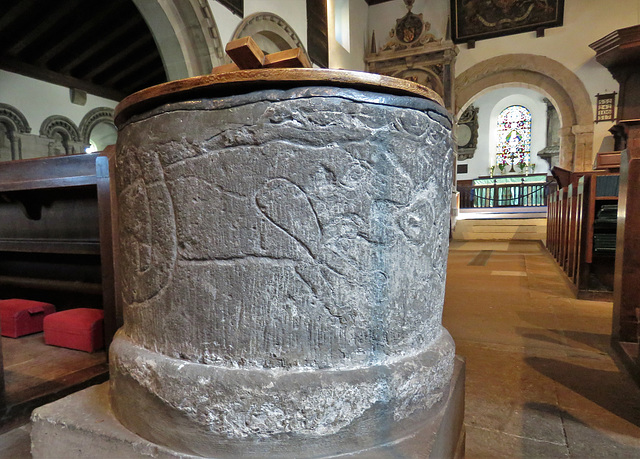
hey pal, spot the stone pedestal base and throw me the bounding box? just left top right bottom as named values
left=31, top=358, right=464, bottom=459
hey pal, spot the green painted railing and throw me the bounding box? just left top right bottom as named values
left=458, top=179, right=557, bottom=208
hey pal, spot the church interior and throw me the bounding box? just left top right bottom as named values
left=1, top=0, right=640, bottom=457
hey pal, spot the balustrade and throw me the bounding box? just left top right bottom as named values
left=458, top=176, right=557, bottom=208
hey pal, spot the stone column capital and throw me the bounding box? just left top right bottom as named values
left=571, top=124, right=594, bottom=135
left=559, top=126, right=574, bottom=137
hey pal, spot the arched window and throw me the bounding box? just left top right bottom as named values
left=496, top=105, right=531, bottom=172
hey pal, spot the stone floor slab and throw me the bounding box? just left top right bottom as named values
left=0, top=424, right=31, bottom=459
left=444, top=241, right=640, bottom=458
left=464, top=425, right=570, bottom=459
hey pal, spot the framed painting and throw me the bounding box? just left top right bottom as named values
left=451, top=0, right=565, bottom=43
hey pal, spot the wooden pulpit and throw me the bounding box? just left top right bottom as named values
left=591, top=24, right=640, bottom=380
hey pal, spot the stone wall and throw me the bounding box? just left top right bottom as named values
left=0, top=103, right=114, bottom=161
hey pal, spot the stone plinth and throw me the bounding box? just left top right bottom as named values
left=31, top=358, right=464, bottom=459
left=32, top=69, right=463, bottom=458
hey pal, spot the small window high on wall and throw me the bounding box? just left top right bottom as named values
left=497, top=105, right=532, bottom=172
left=335, top=0, right=350, bottom=52
left=307, top=0, right=329, bottom=67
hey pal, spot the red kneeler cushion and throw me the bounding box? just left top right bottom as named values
left=44, top=308, right=105, bottom=353
left=0, top=299, right=56, bottom=338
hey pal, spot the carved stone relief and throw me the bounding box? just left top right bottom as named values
left=537, top=98, right=561, bottom=168
left=0, top=103, right=31, bottom=135
left=111, top=86, right=456, bottom=457
left=79, top=107, right=117, bottom=151
left=456, top=104, right=479, bottom=161
left=365, top=2, right=458, bottom=111
left=380, top=0, right=439, bottom=52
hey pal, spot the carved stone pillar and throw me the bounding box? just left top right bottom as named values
left=557, top=124, right=594, bottom=172
left=31, top=69, right=465, bottom=458
left=558, top=126, right=575, bottom=170
left=571, top=124, right=595, bottom=171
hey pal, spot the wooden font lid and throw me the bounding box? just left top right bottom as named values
left=114, top=68, right=444, bottom=127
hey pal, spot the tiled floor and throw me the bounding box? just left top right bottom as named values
left=2, top=240, right=640, bottom=458
left=444, top=240, right=640, bottom=458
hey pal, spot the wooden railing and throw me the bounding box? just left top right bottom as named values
left=458, top=179, right=558, bottom=208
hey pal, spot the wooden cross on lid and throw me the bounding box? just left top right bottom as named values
left=211, top=36, right=311, bottom=74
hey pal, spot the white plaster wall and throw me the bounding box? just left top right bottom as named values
left=0, top=70, right=117, bottom=135
left=453, top=0, right=640, bottom=158
left=207, top=1, right=240, bottom=47
left=457, top=87, right=549, bottom=181
left=208, top=1, right=308, bottom=49
left=245, top=1, right=308, bottom=49
left=366, top=0, right=640, bottom=161
left=209, top=0, right=370, bottom=71
left=453, top=0, right=640, bottom=76
left=210, top=0, right=369, bottom=71
left=328, top=0, right=369, bottom=70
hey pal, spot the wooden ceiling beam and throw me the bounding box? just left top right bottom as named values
left=35, top=1, right=126, bottom=66
left=0, top=56, right=124, bottom=101
left=56, top=16, right=141, bottom=73
left=101, top=48, right=161, bottom=86
left=7, top=0, right=84, bottom=56
left=216, top=0, right=243, bottom=17
left=0, top=1, right=35, bottom=32
left=119, top=66, right=167, bottom=95
left=1, top=0, right=165, bottom=100
left=82, top=35, right=155, bottom=81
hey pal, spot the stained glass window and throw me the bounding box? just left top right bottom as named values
left=496, top=105, right=531, bottom=171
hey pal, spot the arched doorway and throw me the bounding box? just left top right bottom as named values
left=456, top=86, right=555, bottom=180
left=456, top=54, right=594, bottom=172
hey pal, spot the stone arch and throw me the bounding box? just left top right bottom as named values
left=40, top=115, right=81, bottom=156
left=0, top=103, right=31, bottom=134
left=456, top=54, right=594, bottom=171
left=232, top=12, right=308, bottom=58
left=0, top=104, right=30, bottom=161
left=80, top=107, right=117, bottom=151
left=133, top=0, right=224, bottom=79
left=80, top=107, right=115, bottom=145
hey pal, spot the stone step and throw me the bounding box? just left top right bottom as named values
left=452, top=218, right=547, bottom=241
